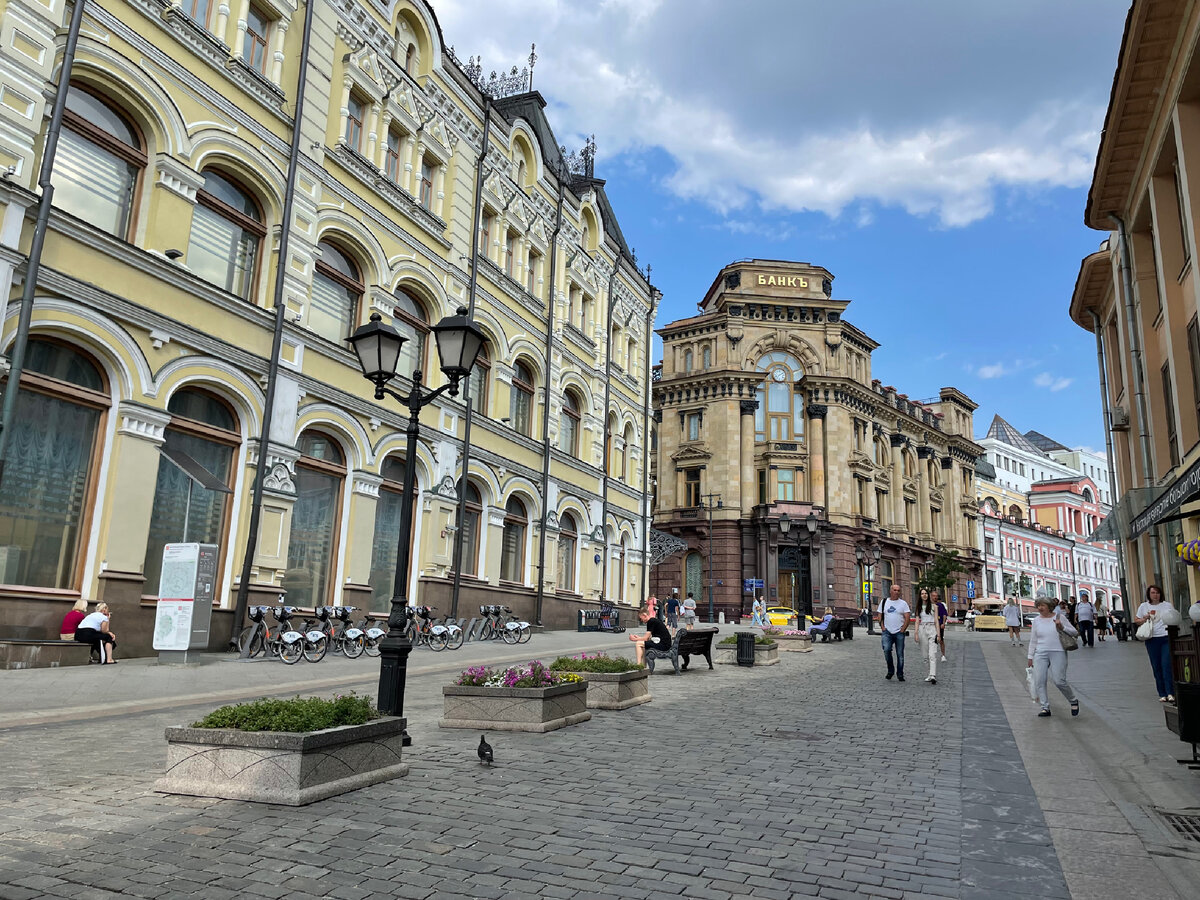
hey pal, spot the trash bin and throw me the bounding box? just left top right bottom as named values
left=736, top=631, right=756, bottom=667
left=1176, top=682, right=1200, bottom=743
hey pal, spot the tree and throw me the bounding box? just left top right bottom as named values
left=917, top=548, right=968, bottom=596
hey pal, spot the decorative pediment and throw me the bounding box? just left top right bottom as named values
left=847, top=451, right=873, bottom=475
left=671, top=445, right=712, bottom=463
left=904, top=478, right=919, bottom=499
left=930, top=488, right=944, bottom=504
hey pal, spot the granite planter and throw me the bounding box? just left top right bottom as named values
left=440, top=681, right=591, bottom=732
left=715, top=641, right=780, bottom=666
left=772, top=633, right=812, bottom=643
left=156, top=716, right=408, bottom=806
left=563, top=669, right=651, bottom=710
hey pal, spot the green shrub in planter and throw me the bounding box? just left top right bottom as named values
left=549, top=653, right=645, bottom=673
left=191, top=695, right=376, bottom=733
left=719, top=634, right=776, bottom=646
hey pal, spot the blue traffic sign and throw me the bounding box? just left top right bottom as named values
left=966, top=580, right=976, bottom=600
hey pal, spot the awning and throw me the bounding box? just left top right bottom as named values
left=158, top=445, right=233, bottom=493
left=1130, top=456, right=1200, bottom=538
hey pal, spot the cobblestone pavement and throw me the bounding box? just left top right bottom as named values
left=0, top=629, right=1197, bottom=899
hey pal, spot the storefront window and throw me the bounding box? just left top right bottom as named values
left=368, top=455, right=409, bottom=613
left=284, top=431, right=344, bottom=607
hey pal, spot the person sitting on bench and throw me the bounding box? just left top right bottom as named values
left=629, top=605, right=673, bottom=665
left=808, top=609, right=835, bottom=638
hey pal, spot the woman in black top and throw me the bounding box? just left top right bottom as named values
left=629, top=606, right=673, bottom=664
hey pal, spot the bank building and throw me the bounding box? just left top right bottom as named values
left=0, top=0, right=654, bottom=657
left=650, top=260, right=983, bottom=621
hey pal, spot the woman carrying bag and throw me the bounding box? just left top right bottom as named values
left=1027, top=594, right=1079, bottom=718
left=1134, top=585, right=1174, bottom=703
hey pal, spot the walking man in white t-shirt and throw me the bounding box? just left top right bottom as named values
left=879, top=585, right=912, bottom=682
left=1075, top=596, right=1096, bottom=648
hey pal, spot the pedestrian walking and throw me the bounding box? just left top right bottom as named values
left=1095, top=603, right=1108, bottom=642
left=1056, top=597, right=1073, bottom=626
left=879, top=584, right=911, bottom=682
left=965, top=608, right=977, bottom=631
left=1134, top=584, right=1175, bottom=703
left=914, top=588, right=939, bottom=685
left=1003, top=597, right=1023, bottom=646
left=681, top=591, right=698, bottom=628
left=751, top=594, right=766, bottom=627
left=932, top=587, right=948, bottom=662
left=1027, top=594, right=1080, bottom=718
left=665, top=593, right=679, bottom=629
left=1075, top=596, right=1096, bottom=647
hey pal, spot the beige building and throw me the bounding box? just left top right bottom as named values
left=0, top=0, right=654, bottom=655
left=651, top=259, right=982, bottom=621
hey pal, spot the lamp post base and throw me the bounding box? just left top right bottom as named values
left=377, top=633, right=414, bottom=746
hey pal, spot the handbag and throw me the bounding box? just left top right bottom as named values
left=1058, top=629, right=1078, bottom=652
left=1136, top=620, right=1154, bottom=640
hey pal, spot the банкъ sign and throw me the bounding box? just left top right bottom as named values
left=1130, top=454, right=1200, bottom=538
left=757, top=274, right=808, bottom=288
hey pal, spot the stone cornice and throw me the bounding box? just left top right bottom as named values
left=117, top=401, right=172, bottom=444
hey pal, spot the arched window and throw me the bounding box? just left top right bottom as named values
left=0, top=339, right=108, bottom=589
left=581, top=224, right=591, bottom=256
left=560, top=390, right=581, bottom=454
left=188, top=169, right=264, bottom=300
left=557, top=512, right=577, bottom=593
left=1082, top=487, right=1093, bottom=503
left=685, top=550, right=702, bottom=604
left=622, top=423, right=634, bottom=481
left=500, top=496, right=528, bottom=583
left=455, top=481, right=482, bottom=576
left=517, top=159, right=528, bottom=189
left=753, top=352, right=805, bottom=443
left=52, top=85, right=145, bottom=238
left=468, top=341, right=490, bottom=416
left=143, top=388, right=238, bottom=595
left=393, top=289, right=429, bottom=380
left=285, top=430, right=345, bottom=607
left=368, top=455, right=413, bottom=613
left=510, top=360, right=535, bottom=436
left=311, top=240, right=363, bottom=345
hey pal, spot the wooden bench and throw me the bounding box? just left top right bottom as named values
left=645, top=626, right=717, bottom=674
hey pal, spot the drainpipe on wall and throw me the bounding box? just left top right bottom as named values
left=598, top=263, right=619, bottom=603
left=448, top=100, right=491, bottom=620
left=532, top=177, right=565, bottom=625
left=1089, top=308, right=1132, bottom=613
left=0, top=0, right=86, bottom=485
left=232, top=0, right=316, bottom=651
left=638, top=289, right=656, bottom=606
left=1110, top=214, right=1163, bottom=585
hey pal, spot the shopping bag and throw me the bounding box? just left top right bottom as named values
left=1136, top=621, right=1154, bottom=640
left=1025, top=667, right=1038, bottom=701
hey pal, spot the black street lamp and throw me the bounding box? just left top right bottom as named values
left=701, top=492, right=723, bottom=623
left=856, top=542, right=882, bottom=633
left=348, top=307, right=484, bottom=730
left=779, top=511, right=818, bottom=621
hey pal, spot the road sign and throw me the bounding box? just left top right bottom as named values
left=966, top=580, right=976, bottom=599
left=862, top=582, right=873, bottom=595
left=743, top=578, right=764, bottom=594
left=952, top=594, right=959, bottom=603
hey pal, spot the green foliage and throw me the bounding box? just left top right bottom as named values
left=548, top=654, right=644, bottom=673
left=191, top=694, right=376, bottom=733
left=917, top=548, right=969, bottom=595
left=719, top=634, right=775, bottom=646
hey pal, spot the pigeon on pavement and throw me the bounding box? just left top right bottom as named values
left=478, top=734, right=494, bottom=766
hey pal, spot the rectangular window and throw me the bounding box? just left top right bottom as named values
left=479, top=213, right=493, bottom=257
left=419, top=160, right=434, bottom=210
left=1163, top=362, right=1180, bottom=468
left=1108, top=319, right=1123, bottom=395
left=684, top=412, right=701, bottom=442
left=243, top=5, right=270, bottom=74
left=853, top=420, right=864, bottom=452
left=684, top=469, right=701, bottom=508
left=984, top=537, right=994, bottom=555
left=345, top=95, right=365, bottom=150
left=876, top=491, right=886, bottom=525
left=904, top=500, right=914, bottom=531
left=1189, top=316, right=1200, bottom=427
left=184, top=0, right=212, bottom=28
left=986, top=570, right=996, bottom=593
left=526, top=250, right=538, bottom=295
left=385, top=131, right=402, bottom=183
left=757, top=470, right=767, bottom=505
left=777, top=469, right=795, bottom=501
left=1175, top=161, right=1191, bottom=270
left=504, top=232, right=515, bottom=276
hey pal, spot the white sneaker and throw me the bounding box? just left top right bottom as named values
left=940, top=655, right=947, bottom=662
left=924, top=675, right=932, bottom=682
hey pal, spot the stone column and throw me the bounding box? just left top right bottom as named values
left=434, top=162, right=446, bottom=219
left=918, top=447, right=934, bottom=538
left=343, top=471, right=382, bottom=606
left=808, top=404, right=827, bottom=509
left=376, top=112, right=393, bottom=169
left=943, top=457, right=959, bottom=546
left=413, top=140, right=427, bottom=199
left=100, top=404, right=172, bottom=583
left=269, top=18, right=288, bottom=86
left=400, top=134, right=415, bottom=193
left=890, top=435, right=905, bottom=529
left=740, top=400, right=757, bottom=512
left=484, top=506, right=507, bottom=584
left=231, top=0, right=250, bottom=60
left=365, top=103, right=381, bottom=163
left=215, top=0, right=231, bottom=45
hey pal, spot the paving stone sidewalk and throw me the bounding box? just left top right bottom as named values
left=0, top=630, right=1189, bottom=899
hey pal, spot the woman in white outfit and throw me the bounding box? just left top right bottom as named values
left=914, top=588, right=940, bottom=685
left=1003, top=597, right=1024, bottom=645
left=1026, top=595, right=1079, bottom=718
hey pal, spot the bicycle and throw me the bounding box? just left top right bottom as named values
left=476, top=605, right=505, bottom=642
left=238, top=604, right=307, bottom=663
left=405, top=606, right=448, bottom=651
left=296, top=610, right=330, bottom=663
left=500, top=605, right=532, bottom=644
left=355, top=612, right=387, bottom=657
left=330, top=606, right=366, bottom=659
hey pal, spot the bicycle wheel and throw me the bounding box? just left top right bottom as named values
left=238, top=626, right=265, bottom=658
left=303, top=634, right=328, bottom=663
left=427, top=629, right=448, bottom=652
left=517, top=624, right=532, bottom=644
left=364, top=635, right=382, bottom=657
left=445, top=626, right=464, bottom=650
left=342, top=634, right=365, bottom=659
left=501, top=623, right=520, bottom=644
left=279, top=639, right=303, bottom=665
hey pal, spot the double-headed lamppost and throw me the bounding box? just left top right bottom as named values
left=701, top=492, right=723, bottom=623
left=779, top=511, right=818, bottom=621
left=856, top=542, right=882, bottom=633
left=348, top=307, right=484, bottom=727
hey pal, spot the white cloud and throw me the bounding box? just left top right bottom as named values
left=977, top=363, right=1009, bottom=379
left=1034, top=372, right=1073, bottom=391
left=433, top=0, right=1126, bottom=227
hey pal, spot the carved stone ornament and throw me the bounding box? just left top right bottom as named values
left=806, top=404, right=828, bottom=419
left=740, top=399, right=759, bottom=416
left=435, top=475, right=457, bottom=498
left=264, top=462, right=296, bottom=495
left=889, top=433, right=907, bottom=448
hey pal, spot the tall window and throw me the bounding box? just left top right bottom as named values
left=393, top=289, right=429, bottom=380
left=1175, top=161, right=1191, bottom=270
left=702, top=345, right=712, bottom=369
left=455, top=481, right=482, bottom=576
left=479, top=212, right=493, bottom=258
left=0, top=340, right=107, bottom=589
left=777, top=468, right=795, bottom=501
left=877, top=559, right=894, bottom=598
left=1163, top=362, right=1180, bottom=468
left=622, top=423, right=634, bottom=481
left=345, top=94, right=366, bottom=151
left=1189, top=316, right=1200, bottom=428
left=143, top=389, right=237, bottom=596
left=753, top=352, right=805, bottom=443
left=527, top=250, right=539, bottom=295
left=404, top=43, right=416, bottom=75
left=684, top=468, right=701, bottom=508
left=368, top=455, right=411, bottom=613
left=557, top=513, right=577, bottom=592
left=188, top=170, right=264, bottom=300
left=685, top=411, right=701, bottom=442
left=504, top=232, right=516, bottom=276
left=500, top=497, right=528, bottom=583
left=183, top=0, right=211, bottom=27
left=684, top=350, right=693, bottom=372
left=560, top=391, right=580, bottom=453
left=311, top=241, right=362, bottom=344
left=511, top=360, right=534, bottom=436
left=469, top=342, right=490, bottom=416
left=385, top=130, right=402, bottom=183
left=419, top=159, right=434, bottom=210
left=243, top=5, right=271, bottom=74
left=286, top=431, right=345, bottom=608
left=52, top=86, right=145, bottom=238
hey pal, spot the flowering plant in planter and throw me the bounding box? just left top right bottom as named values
left=454, top=660, right=584, bottom=688
left=549, top=653, right=644, bottom=673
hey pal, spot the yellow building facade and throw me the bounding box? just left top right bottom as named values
left=0, top=0, right=654, bottom=654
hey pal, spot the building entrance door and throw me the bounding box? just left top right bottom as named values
left=779, top=545, right=812, bottom=618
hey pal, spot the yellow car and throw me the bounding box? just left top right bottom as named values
left=766, top=606, right=799, bottom=626
left=973, top=608, right=1008, bottom=632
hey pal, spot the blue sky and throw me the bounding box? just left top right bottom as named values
left=436, top=0, right=1131, bottom=451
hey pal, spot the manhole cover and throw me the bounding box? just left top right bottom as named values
left=1160, top=812, right=1200, bottom=843
left=757, top=728, right=825, bottom=741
